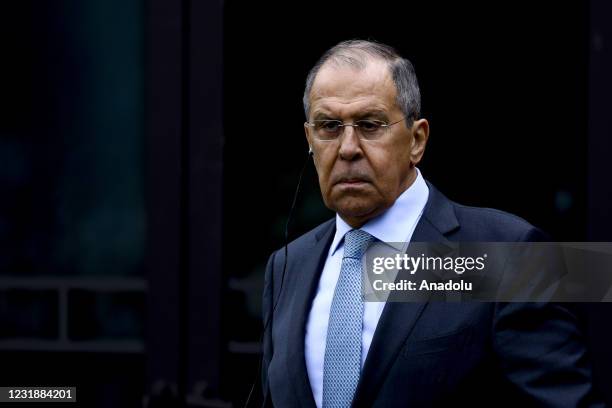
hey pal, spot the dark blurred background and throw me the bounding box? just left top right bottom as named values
left=1, top=0, right=611, bottom=407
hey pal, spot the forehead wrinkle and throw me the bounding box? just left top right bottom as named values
left=312, top=73, right=392, bottom=99
left=311, top=100, right=391, bottom=119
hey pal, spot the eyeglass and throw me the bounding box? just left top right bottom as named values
left=304, top=117, right=405, bottom=141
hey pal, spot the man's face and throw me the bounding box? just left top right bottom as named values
left=305, top=59, right=428, bottom=227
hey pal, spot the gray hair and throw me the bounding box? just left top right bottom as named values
left=303, top=39, right=421, bottom=125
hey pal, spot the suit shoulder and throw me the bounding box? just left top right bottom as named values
left=269, top=218, right=335, bottom=260
left=450, top=202, right=546, bottom=241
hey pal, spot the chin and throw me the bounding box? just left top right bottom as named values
left=334, top=200, right=379, bottom=220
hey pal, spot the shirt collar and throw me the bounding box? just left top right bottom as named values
left=329, top=168, right=429, bottom=256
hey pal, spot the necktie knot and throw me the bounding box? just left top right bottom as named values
left=343, top=229, right=375, bottom=260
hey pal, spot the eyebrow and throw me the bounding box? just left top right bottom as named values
left=355, top=109, right=389, bottom=120
left=312, top=112, right=337, bottom=121
left=311, top=109, right=390, bottom=121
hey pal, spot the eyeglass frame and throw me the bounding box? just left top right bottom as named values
left=304, top=116, right=407, bottom=141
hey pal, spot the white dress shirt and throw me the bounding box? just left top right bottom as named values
left=304, top=169, right=430, bottom=407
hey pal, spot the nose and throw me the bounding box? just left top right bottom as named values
left=338, top=125, right=363, bottom=161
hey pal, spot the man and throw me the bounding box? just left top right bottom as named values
left=261, top=40, right=601, bottom=407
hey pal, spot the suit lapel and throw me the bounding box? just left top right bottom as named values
left=286, top=220, right=335, bottom=408
left=352, top=182, right=460, bottom=407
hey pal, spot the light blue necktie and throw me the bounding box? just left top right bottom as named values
left=322, top=229, right=376, bottom=408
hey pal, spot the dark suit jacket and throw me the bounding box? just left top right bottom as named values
left=262, top=181, right=603, bottom=407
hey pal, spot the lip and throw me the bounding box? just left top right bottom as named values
left=335, top=179, right=369, bottom=187
left=339, top=179, right=366, bottom=184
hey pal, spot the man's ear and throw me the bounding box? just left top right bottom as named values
left=304, top=123, right=314, bottom=155
left=410, top=118, right=429, bottom=166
